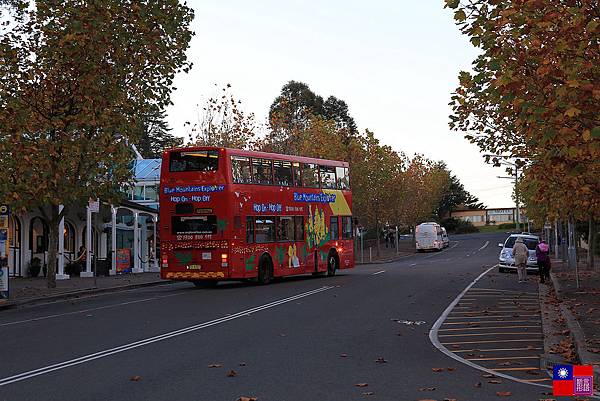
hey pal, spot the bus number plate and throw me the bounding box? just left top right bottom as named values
left=187, top=264, right=202, bottom=270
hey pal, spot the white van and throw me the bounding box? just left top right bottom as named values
left=415, top=222, right=445, bottom=252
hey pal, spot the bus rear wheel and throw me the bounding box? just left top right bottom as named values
left=257, top=257, right=273, bottom=285
left=327, top=252, right=338, bottom=277
left=192, top=280, right=218, bottom=288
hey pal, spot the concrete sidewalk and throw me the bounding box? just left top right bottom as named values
left=547, top=258, right=600, bottom=389
left=0, top=273, right=169, bottom=310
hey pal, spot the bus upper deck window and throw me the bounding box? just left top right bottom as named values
left=169, top=150, right=219, bottom=172
left=231, top=156, right=252, bottom=184
left=252, top=158, right=273, bottom=185
left=274, top=160, right=293, bottom=186
left=301, top=163, right=319, bottom=188
left=336, top=167, right=350, bottom=190
left=320, top=166, right=336, bottom=189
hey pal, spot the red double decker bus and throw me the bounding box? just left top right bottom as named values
left=159, top=147, right=354, bottom=287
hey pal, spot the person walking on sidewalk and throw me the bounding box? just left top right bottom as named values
left=536, top=239, right=551, bottom=284
left=513, top=237, right=529, bottom=283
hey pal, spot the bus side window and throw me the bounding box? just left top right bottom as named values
left=277, top=216, right=294, bottom=241
left=336, top=167, right=350, bottom=190
left=294, top=216, right=304, bottom=241
left=246, top=217, right=254, bottom=244
left=255, top=217, right=276, bottom=243
left=231, top=156, right=252, bottom=184
left=252, top=158, right=273, bottom=185
left=320, top=165, right=337, bottom=189
left=292, top=162, right=302, bottom=187
left=342, top=216, right=353, bottom=239
left=301, top=163, right=319, bottom=188
left=330, top=216, right=339, bottom=240
left=274, top=160, right=293, bottom=186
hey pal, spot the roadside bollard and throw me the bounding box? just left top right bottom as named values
left=369, top=247, right=372, bottom=262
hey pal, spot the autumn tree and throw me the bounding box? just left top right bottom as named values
left=136, top=106, right=183, bottom=159
left=187, top=84, right=258, bottom=149
left=447, top=0, right=600, bottom=219
left=0, top=0, right=194, bottom=287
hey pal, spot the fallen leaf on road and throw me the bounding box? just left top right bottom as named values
left=239, top=363, right=247, bottom=367
left=375, top=357, right=387, bottom=363
left=208, top=364, right=222, bottom=368
left=237, top=397, right=257, bottom=401
left=417, top=399, right=437, bottom=401
left=488, top=380, right=502, bottom=384
left=474, top=382, right=482, bottom=388
left=340, top=353, right=348, bottom=358
left=355, top=383, right=368, bottom=388
left=496, top=391, right=512, bottom=396
left=431, top=368, right=444, bottom=372
left=227, top=370, right=237, bottom=377
left=419, top=387, right=436, bottom=391
left=443, top=398, right=457, bottom=401
left=362, top=392, right=374, bottom=396
left=130, top=376, right=142, bottom=382
left=447, top=367, right=455, bottom=372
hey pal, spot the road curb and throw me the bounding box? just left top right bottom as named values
left=355, top=253, right=414, bottom=265
left=549, top=272, right=600, bottom=388
left=0, top=280, right=173, bottom=311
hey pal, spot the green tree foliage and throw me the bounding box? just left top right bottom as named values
left=436, top=170, right=485, bottom=218
left=0, top=0, right=194, bottom=287
left=265, top=81, right=358, bottom=154
left=136, top=106, right=183, bottom=159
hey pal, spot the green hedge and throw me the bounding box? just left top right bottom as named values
left=440, top=218, right=480, bottom=234
left=497, top=223, right=516, bottom=229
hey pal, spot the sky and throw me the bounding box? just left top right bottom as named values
left=165, top=0, right=516, bottom=208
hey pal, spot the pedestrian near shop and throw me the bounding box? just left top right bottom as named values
left=536, top=240, right=551, bottom=284
left=513, top=237, right=529, bottom=283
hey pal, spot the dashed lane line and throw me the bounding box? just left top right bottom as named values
left=371, top=270, right=386, bottom=275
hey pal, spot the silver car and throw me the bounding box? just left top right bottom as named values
left=498, top=234, right=539, bottom=273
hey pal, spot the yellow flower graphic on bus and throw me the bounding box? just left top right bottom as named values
left=306, top=205, right=329, bottom=249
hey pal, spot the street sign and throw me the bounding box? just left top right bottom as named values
left=88, top=198, right=100, bottom=213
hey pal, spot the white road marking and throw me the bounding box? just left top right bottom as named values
left=0, top=286, right=334, bottom=387
left=428, top=268, right=568, bottom=393
left=423, top=241, right=459, bottom=259
left=410, top=263, right=417, bottom=267
left=372, top=270, right=385, bottom=275
left=479, top=241, right=490, bottom=251
left=0, top=293, right=184, bottom=327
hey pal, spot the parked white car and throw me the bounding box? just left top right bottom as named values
left=441, top=227, right=450, bottom=248
left=498, top=234, right=539, bottom=273
left=415, top=222, right=445, bottom=252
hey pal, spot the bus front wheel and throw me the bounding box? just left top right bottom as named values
left=257, top=257, right=273, bottom=285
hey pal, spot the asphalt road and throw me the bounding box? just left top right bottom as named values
left=0, top=232, right=557, bottom=401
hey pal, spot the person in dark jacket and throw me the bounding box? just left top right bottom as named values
left=536, top=240, right=551, bottom=283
